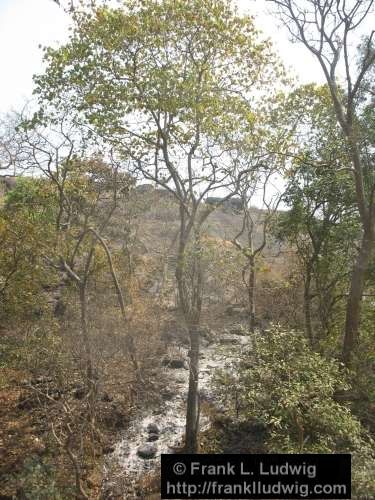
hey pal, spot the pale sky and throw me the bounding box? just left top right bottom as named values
left=0, top=0, right=325, bottom=115
left=0, top=0, right=70, bottom=113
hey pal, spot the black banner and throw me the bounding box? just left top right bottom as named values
left=161, top=454, right=351, bottom=499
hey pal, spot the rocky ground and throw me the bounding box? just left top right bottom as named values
left=102, top=326, right=251, bottom=499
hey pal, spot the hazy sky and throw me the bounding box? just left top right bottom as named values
left=0, top=0, right=326, bottom=115
left=0, top=0, right=70, bottom=113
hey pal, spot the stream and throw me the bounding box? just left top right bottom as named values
left=103, top=331, right=250, bottom=498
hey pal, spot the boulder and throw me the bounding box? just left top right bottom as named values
left=162, top=357, right=187, bottom=369
left=102, top=445, right=115, bottom=455
left=147, top=433, right=159, bottom=442
left=73, top=386, right=86, bottom=400
left=218, top=335, right=241, bottom=345
left=137, top=443, right=157, bottom=459
left=146, top=423, right=160, bottom=434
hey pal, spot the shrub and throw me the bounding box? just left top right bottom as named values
left=214, top=325, right=375, bottom=495
left=15, top=456, right=68, bottom=499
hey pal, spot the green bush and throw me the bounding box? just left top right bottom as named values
left=15, top=455, right=69, bottom=499
left=214, top=325, right=375, bottom=495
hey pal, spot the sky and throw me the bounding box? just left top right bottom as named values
left=0, top=0, right=325, bottom=115
left=0, top=0, right=70, bottom=113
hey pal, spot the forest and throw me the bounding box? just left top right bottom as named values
left=0, top=0, right=374, bottom=498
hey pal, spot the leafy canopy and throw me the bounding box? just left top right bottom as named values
left=33, top=0, right=285, bottom=175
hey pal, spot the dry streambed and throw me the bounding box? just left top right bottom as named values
left=103, top=329, right=250, bottom=498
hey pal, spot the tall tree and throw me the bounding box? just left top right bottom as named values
left=274, top=84, right=358, bottom=347
left=276, top=161, right=357, bottom=347
left=32, top=0, right=285, bottom=451
left=267, top=0, right=375, bottom=363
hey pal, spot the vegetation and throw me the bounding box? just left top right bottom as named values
left=214, top=325, right=375, bottom=496
left=0, top=0, right=374, bottom=498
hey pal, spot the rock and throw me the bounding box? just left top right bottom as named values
left=162, top=358, right=187, bottom=369
left=147, top=433, right=159, bottom=442
left=73, top=386, right=86, bottom=400
left=146, top=423, right=160, bottom=434
left=218, top=335, right=241, bottom=345
left=103, top=445, right=115, bottom=454
left=171, top=359, right=188, bottom=369
left=137, top=443, right=157, bottom=459
left=136, top=183, right=154, bottom=193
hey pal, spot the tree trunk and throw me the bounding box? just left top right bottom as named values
left=342, top=230, right=373, bottom=364
left=303, top=272, right=314, bottom=348
left=79, top=284, right=97, bottom=428
left=185, top=323, right=200, bottom=453
left=175, top=218, right=203, bottom=453
left=79, top=285, right=93, bottom=387
left=248, top=258, right=256, bottom=333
